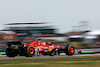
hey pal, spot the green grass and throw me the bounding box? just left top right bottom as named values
left=0, top=56, right=100, bottom=67
left=0, top=59, right=100, bottom=67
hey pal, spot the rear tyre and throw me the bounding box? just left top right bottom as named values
left=6, top=48, right=15, bottom=57
left=25, top=46, right=35, bottom=57
left=65, top=45, right=75, bottom=56
left=18, top=47, right=25, bottom=56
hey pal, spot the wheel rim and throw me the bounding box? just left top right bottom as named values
left=70, top=47, right=74, bottom=54
left=29, top=48, right=34, bottom=54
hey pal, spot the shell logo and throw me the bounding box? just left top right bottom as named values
left=49, top=47, right=53, bottom=52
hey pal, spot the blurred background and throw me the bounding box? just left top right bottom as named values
left=0, top=0, right=100, bottom=51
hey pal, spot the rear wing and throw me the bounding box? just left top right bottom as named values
left=7, top=41, right=22, bottom=45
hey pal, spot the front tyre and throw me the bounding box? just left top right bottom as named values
left=25, top=46, right=35, bottom=57
left=65, top=45, right=75, bottom=56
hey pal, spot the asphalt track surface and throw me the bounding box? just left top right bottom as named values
left=0, top=54, right=100, bottom=64
left=0, top=53, right=100, bottom=59
left=0, top=48, right=100, bottom=59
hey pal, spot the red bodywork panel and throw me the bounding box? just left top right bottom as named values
left=23, top=40, right=63, bottom=53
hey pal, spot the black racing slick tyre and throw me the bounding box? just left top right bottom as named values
left=25, top=46, right=35, bottom=57
left=6, top=48, right=15, bottom=57
left=65, top=45, right=75, bottom=56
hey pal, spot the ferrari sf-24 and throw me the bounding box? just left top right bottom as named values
left=6, top=39, right=75, bottom=57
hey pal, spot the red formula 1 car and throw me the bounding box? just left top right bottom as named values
left=6, top=39, right=75, bottom=57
